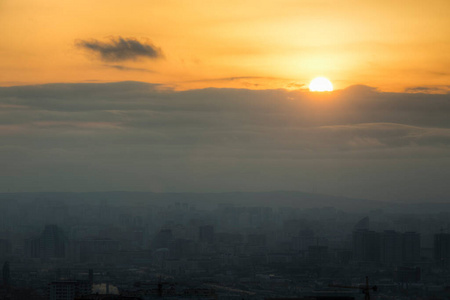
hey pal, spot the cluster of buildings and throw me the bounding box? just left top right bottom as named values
left=1, top=195, right=450, bottom=299
left=353, top=229, right=420, bottom=265
left=7, top=217, right=450, bottom=278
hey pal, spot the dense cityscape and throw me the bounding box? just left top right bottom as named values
left=1, top=192, right=450, bottom=300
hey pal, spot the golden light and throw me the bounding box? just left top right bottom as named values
left=309, top=77, right=333, bottom=92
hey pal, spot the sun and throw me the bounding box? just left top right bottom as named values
left=309, top=77, right=333, bottom=92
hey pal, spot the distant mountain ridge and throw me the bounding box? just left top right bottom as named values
left=0, top=190, right=449, bottom=213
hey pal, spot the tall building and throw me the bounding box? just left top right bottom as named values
left=88, top=269, right=93, bottom=285
left=247, top=234, right=266, bottom=247
left=353, top=230, right=381, bottom=262
left=381, top=231, right=420, bottom=265
left=2, top=261, right=10, bottom=290
left=199, top=225, right=214, bottom=244
left=0, top=240, right=11, bottom=258
left=153, top=229, right=173, bottom=249
left=27, top=224, right=67, bottom=259
left=381, top=230, right=403, bottom=265
left=394, top=266, right=421, bottom=283
left=78, top=238, right=119, bottom=263
left=48, top=280, right=91, bottom=300
left=403, top=231, right=420, bottom=264
left=308, top=245, right=328, bottom=263
left=434, top=233, right=450, bottom=268
left=298, top=229, right=315, bottom=251
left=354, top=216, right=370, bottom=231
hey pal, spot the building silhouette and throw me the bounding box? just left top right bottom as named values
left=27, top=225, right=67, bottom=259
left=0, top=240, right=11, bottom=259
left=353, top=230, right=380, bottom=262
left=2, top=261, right=10, bottom=291
left=403, top=231, right=420, bottom=264
left=199, top=225, right=214, bottom=244
left=381, top=230, right=403, bottom=265
left=381, top=230, right=420, bottom=265
left=354, top=216, right=370, bottom=231
left=48, top=280, right=91, bottom=300
left=434, top=232, right=450, bottom=268
left=153, top=229, right=173, bottom=249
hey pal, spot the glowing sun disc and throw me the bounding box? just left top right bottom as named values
left=309, top=77, right=333, bottom=92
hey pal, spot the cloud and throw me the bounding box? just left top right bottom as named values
left=76, top=37, right=164, bottom=62
left=104, top=64, right=155, bottom=72
left=405, top=85, right=450, bottom=94
left=1, top=82, right=450, bottom=201
left=189, top=76, right=280, bottom=82
left=182, top=76, right=304, bottom=90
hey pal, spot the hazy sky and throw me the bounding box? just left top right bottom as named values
left=1, top=1, right=450, bottom=201
left=1, top=83, right=450, bottom=201
left=1, top=0, right=449, bottom=91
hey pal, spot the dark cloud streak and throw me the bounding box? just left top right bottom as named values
left=405, top=85, right=450, bottom=94
left=104, top=64, right=155, bottom=72
left=76, top=37, right=164, bottom=62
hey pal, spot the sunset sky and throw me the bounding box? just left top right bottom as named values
left=1, top=0, right=449, bottom=91
left=1, top=1, right=450, bottom=201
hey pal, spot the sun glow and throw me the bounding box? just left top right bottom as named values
left=309, top=77, right=333, bottom=92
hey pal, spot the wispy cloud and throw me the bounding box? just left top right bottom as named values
left=180, top=76, right=305, bottom=90
left=104, top=64, right=155, bottom=73
left=186, top=76, right=290, bottom=83
left=76, top=37, right=164, bottom=62
left=405, top=85, right=450, bottom=94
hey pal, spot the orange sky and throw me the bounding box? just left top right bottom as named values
left=1, top=0, right=449, bottom=91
